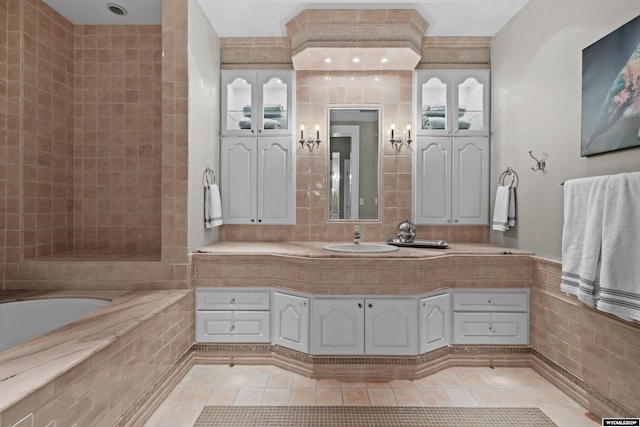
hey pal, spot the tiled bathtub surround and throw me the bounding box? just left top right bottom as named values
left=0, top=289, right=193, bottom=427
left=0, top=0, right=8, bottom=285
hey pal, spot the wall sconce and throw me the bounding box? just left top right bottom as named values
left=300, top=124, right=321, bottom=151
left=390, top=123, right=412, bottom=151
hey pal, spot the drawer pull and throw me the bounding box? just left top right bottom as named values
left=230, top=298, right=236, bottom=304
left=230, top=324, right=235, bottom=332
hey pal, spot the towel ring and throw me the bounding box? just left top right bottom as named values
left=202, top=166, right=216, bottom=188
left=498, top=167, right=519, bottom=187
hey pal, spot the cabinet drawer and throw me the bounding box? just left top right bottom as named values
left=196, top=311, right=271, bottom=343
left=196, top=289, right=271, bottom=310
left=452, top=312, right=528, bottom=345
left=453, top=291, right=528, bottom=312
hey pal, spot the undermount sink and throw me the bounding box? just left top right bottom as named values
left=323, top=243, right=398, bottom=253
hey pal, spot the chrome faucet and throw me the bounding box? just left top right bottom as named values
left=353, top=226, right=361, bottom=244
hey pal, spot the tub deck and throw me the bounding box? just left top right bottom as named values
left=0, top=289, right=190, bottom=415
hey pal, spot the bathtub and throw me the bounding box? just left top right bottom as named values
left=0, top=289, right=192, bottom=427
left=0, top=297, right=109, bottom=353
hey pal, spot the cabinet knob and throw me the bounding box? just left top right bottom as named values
left=358, top=303, right=363, bottom=309
left=447, top=219, right=451, bottom=223
left=258, top=129, right=262, bottom=134
left=251, top=129, right=255, bottom=134
left=488, top=299, right=492, bottom=304
left=454, top=219, right=459, bottom=223
left=258, top=219, right=262, bottom=223
left=301, top=301, right=306, bottom=307
left=251, top=219, right=255, bottom=223
left=368, top=303, right=373, bottom=309
left=230, top=298, right=235, bottom=304
left=230, top=324, right=235, bottom=332
left=488, top=325, right=493, bottom=331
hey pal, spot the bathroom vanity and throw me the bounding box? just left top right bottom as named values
left=193, top=241, right=532, bottom=380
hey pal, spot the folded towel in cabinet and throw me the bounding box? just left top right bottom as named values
left=597, top=171, right=640, bottom=321
left=204, top=183, right=223, bottom=228
left=492, top=184, right=516, bottom=231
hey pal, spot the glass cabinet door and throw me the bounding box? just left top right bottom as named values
left=415, top=70, right=489, bottom=136
left=259, top=71, right=293, bottom=135
left=419, top=74, right=449, bottom=135
left=453, top=71, right=489, bottom=135
left=222, top=71, right=293, bottom=136
left=222, top=71, right=256, bottom=135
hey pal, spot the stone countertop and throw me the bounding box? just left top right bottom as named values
left=0, top=289, right=190, bottom=413
left=194, top=241, right=533, bottom=258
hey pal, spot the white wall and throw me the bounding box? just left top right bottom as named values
left=188, top=0, right=221, bottom=251
left=490, top=0, right=640, bottom=260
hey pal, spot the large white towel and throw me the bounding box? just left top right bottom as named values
left=560, top=175, right=608, bottom=304
left=204, top=183, right=223, bottom=228
left=596, top=171, right=640, bottom=321
left=492, top=184, right=516, bottom=231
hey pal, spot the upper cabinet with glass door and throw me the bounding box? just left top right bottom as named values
left=415, top=70, right=489, bottom=136
left=221, top=70, right=294, bottom=136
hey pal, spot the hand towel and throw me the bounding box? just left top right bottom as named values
left=597, top=171, right=640, bottom=321
left=560, top=175, right=608, bottom=303
left=204, top=183, right=223, bottom=228
left=492, top=184, right=516, bottom=231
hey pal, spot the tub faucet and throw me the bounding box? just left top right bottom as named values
left=353, top=226, right=361, bottom=244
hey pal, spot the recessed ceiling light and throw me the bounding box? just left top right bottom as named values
left=324, top=58, right=332, bottom=64
left=106, top=3, right=128, bottom=16
left=352, top=57, right=360, bottom=63
left=381, top=58, right=389, bottom=63
left=324, top=76, right=331, bottom=81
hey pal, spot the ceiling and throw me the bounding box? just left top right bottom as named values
left=42, top=0, right=529, bottom=37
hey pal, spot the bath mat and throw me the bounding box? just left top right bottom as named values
left=193, top=406, right=557, bottom=426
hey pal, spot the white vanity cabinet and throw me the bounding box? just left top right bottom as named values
left=311, top=297, right=418, bottom=355
left=196, top=289, right=271, bottom=343
left=451, top=289, right=529, bottom=345
left=221, top=70, right=294, bottom=136
left=415, top=70, right=489, bottom=137
left=273, top=292, right=310, bottom=353
left=220, top=136, right=295, bottom=224
left=414, top=136, right=489, bottom=225
left=419, top=293, right=450, bottom=353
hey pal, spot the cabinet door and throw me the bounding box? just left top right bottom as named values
left=273, top=293, right=309, bottom=353
left=221, top=71, right=257, bottom=136
left=414, top=137, right=452, bottom=224
left=312, top=299, right=364, bottom=355
left=452, top=137, right=489, bottom=225
left=415, top=70, right=452, bottom=136
left=258, top=71, right=294, bottom=135
left=220, top=137, right=257, bottom=224
left=365, top=299, right=417, bottom=355
left=451, top=70, right=489, bottom=136
left=419, top=294, right=450, bottom=353
left=257, top=137, right=296, bottom=224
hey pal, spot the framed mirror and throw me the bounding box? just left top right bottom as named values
left=328, top=107, right=380, bottom=221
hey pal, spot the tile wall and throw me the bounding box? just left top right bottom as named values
left=530, top=257, right=640, bottom=416
left=73, top=25, right=162, bottom=252
left=18, top=0, right=74, bottom=260
left=3, top=0, right=190, bottom=289
left=220, top=69, right=488, bottom=243
left=0, top=0, right=7, bottom=285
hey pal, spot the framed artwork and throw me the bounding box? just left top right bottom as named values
left=581, top=15, right=640, bottom=156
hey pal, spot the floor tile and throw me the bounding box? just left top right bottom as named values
left=261, top=388, right=290, bottom=405
left=367, top=388, right=398, bottom=406
left=342, top=387, right=370, bottom=406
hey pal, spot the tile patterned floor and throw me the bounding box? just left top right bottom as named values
left=144, top=365, right=600, bottom=427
